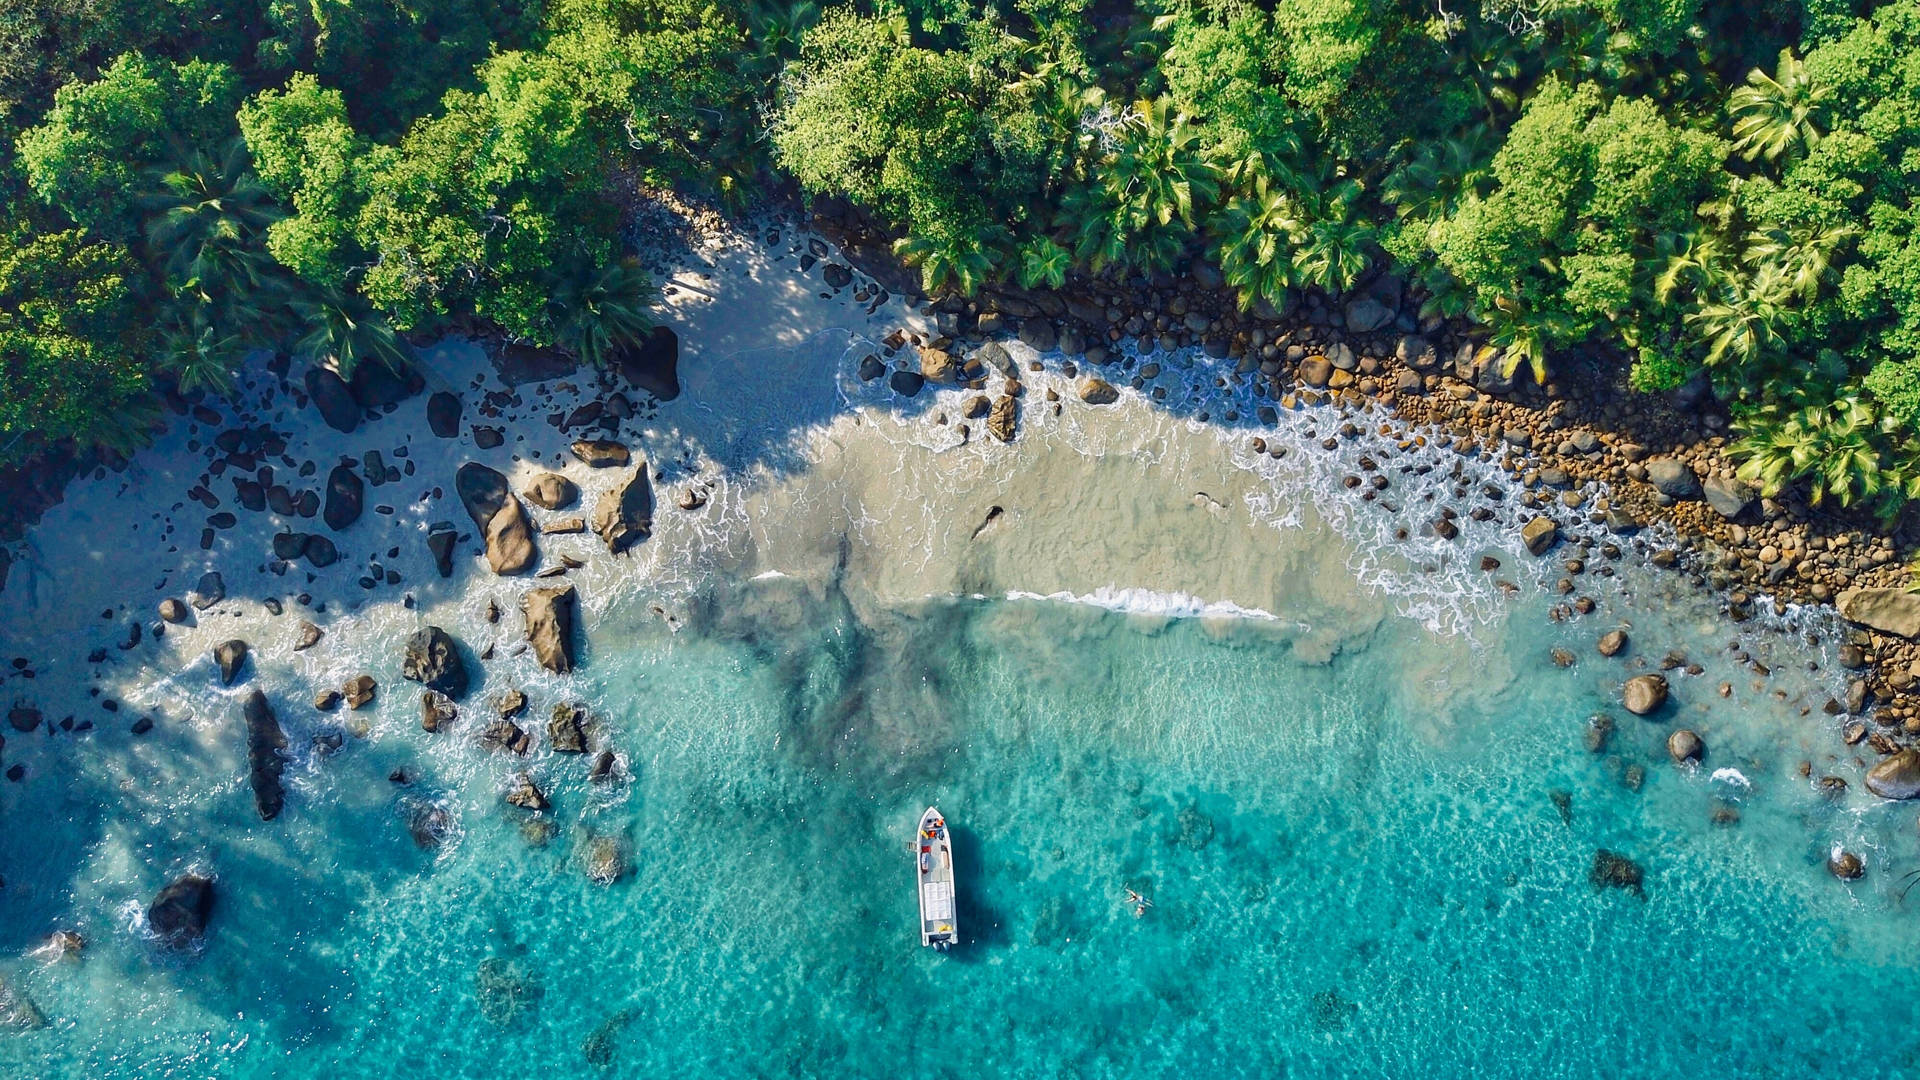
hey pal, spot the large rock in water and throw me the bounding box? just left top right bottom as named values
left=243, top=689, right=287, bottom=820
left=1521, top=516, right=1559, bottom=556
left=522, top=473, right=578, bottom=510
left=1836, top=588, right=1920, bottom=639
left=1622, top=674, right=1669, bottom=716
left=455, top=463, right=536, bottom=575
left=1866, top=749, right=1920, bottom=800
left=401, top=626, right=469, bottom=699
left=304, top=366, right=360, bottom=433
left=570, top=439, right=630, bottom=468
left=324, top=464, right=364, bottom=531
left=1079, top=379, right=1119, bottom=405
left=617, top=325, right=680, bottom=402
left=212, top=639, right=249, bottom=685
left=147, top=873, right=215, bottom=947
left=592, top=465, right=653, bottom=554
left=987, top=395, right=1018, bottom=443
left=523, top=585, right=577, bottom=674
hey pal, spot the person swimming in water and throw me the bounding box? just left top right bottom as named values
left=1123, top=888, right=1154, bottom=917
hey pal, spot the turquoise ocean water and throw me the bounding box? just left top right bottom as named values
left=4, top=564, right=1920, bottom=1076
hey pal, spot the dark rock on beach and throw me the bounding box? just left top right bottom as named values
left=324, top=464, right=364, bottom=531
left=889, top=370, right=924, bottom=398
left=426, top=392, right=463, bottom=438
left=147, top=873, right=215, bottom=947
left=191, top=571, right=225, bottom=610
left=456, top=463, right=536, bottom=575
left=305, top=366, right=359, bottom=433
left=618, top=325, right=680, bottom=401
left=401, top=626, right=469, bottom=699
left=243, top=689, right=288, bottom=820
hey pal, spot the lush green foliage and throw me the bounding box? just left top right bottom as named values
left=3, top=0, right=1919, bottom=518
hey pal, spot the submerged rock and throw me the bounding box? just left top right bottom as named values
left=578, top=831, right=630, bottom=884
left=405, top=799, right=455, bottom=850
left=505, top=772, right=549, bottom=811
left=592, top=466, right=653, bottom=554
left=522, top=585, right=577, bottom=674
left=0, top=979, right=45, bottom=1031
left=242, top=689, right=288, bottom=820
left=475, top=956, right=543, bottom=1026
left=147, top=873, right=215, bottom=947
left=548, top=704, right=589, bottom=753
left=1589, top=849, right=1645, bottom=897
left=401, top=626, right=469, bottom=699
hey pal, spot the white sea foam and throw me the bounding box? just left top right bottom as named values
left=1006, top=586, right=1282, bottom=622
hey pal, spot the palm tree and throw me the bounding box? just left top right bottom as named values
left=1729, top=49, right=1827, bottom=163
left=547, top=257, right=655, bottom=368
left=157, top=306, right=248, bottom=397
left=1018, top=237, right=1071, bottom=290
left=1731, top=390, right=1897, bottom=511
left=1210, top=174, right=1302, bottom=311
left=1289, top=178, right=1374, bottom=294
left=1645, top=228, right=1733, bottom=307
left=144, top=141, right=282, bottom=312
left=1484, top=295, right=1576, bottom=383
left=894, top=225, right=1008, bottom=297
left=1381, top=127, right=1497, bottom=223
left=1743, top=221, right=1855, bottom=301
left=1061, top=97, right=1218, bottom=274
left=1687, top=266, right=1791, bottom=368
left=291, top=287, right=410, bottom=379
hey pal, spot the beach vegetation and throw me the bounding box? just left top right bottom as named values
left=0, top=0, right=1915, bottom=513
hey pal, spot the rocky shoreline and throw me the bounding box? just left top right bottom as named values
left=808, top=200, right=1918, bottom=808
left=0, top=197, right=1911, bottom=849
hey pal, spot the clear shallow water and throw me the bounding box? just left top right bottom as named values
left=5, top=572, right=1920, bottom=1077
